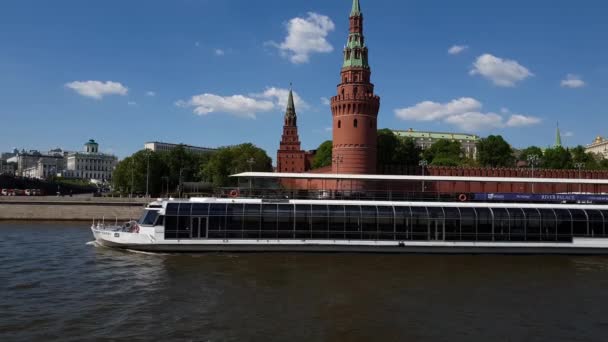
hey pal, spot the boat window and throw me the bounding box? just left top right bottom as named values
left=178, top=203, right=192, bottom=216
left=226, top=204, right=244, bottom=239
left=427, top=207, right=445, bottom=241
left=164, top=216, right=178, bottom=239
left=476, top=208, right=493, bottom=241
left=523, top=208, right=541, bottom=241
left=311, top=205, right=329, bottom=239
left=570, top=209, right=589, bottom=237
left=378, top=206, right=394, bottom=240
left=507, top=208, right=525, bottom=241
left=139, top=210, right=159, bottom=226
left=410, top=207, right=429, bottom=241
left=394, top=206, right=412, bottom=240
left=295, top=204, right=311, bottom=239
left=585, top=209, right=604, bottom=238
left=278, top=204, right=294, bottom=239
left=208, top=204, right=227, bottom=239
left=554, top=209, right=573, bottom=242
left=166, top=203, right=179, bottom=215
left=539, top=209, right=557, bottom=241
left=345, top=205, right=362, bottom=240
left=361, top=205, right=378, bottom=240
left=192, top=204, right=209, bottom=216
left=329, top=205, right=346, bottom=239
left=443, top=207, right=461, bottom=241
left=492, top=208, right=510, bottom=241
left=262, top=204, right=278, bottom=238
left=244, top=204, right=261, bottom=239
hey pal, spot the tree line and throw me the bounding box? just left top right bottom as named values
left=112, top=144, right=272, bottom=196
left=312, top=130, right=608, bottom=172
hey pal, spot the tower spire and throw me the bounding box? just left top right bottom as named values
left=555, top=122, right=562, bottom=147
left=285, top=86, right=296, bottom=119
left=351, top=0, right=361, bottom=17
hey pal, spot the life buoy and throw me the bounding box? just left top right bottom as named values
left=458, top=193, right=468, bottom=202
left=229, top=189, right=239, bottom=198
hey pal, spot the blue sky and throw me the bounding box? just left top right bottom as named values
left=1, top=0, right=607, bottom=162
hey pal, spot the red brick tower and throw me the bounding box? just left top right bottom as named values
left=277, top=88, right=306, bottom=173
left=330, top=0, right=380, bottom=174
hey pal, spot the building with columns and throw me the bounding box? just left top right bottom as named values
left=63, top=139, right=118, bottom=181
left=393, top=129, right=480, bottom=159
left=330, top=0, right=380, bottom=174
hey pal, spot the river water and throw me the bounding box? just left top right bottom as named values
left=2, top=222, right=608, bottom=341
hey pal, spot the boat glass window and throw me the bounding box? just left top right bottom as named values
left=139, top=210, right=159, bottom=226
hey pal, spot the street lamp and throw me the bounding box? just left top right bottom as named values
left=527, top=154, right=540, bottom=193
left=575, top=162, right=585, bottom=193
left=419, top=159, right=428, bottom=192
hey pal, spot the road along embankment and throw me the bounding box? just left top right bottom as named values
left=0, top=197, right=149, bottom=221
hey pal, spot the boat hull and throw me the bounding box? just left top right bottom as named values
left=92, top=228, right=608, bottom=254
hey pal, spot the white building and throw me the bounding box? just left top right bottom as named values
left=64, top=140, right=118, bottom=181
left=21, top=156, right=64, bottom=179
left=392, top=129, right=480, bottom=159
left=144, top=141, right=216, bottom=155
left=586, top=136, right=608, bottom=159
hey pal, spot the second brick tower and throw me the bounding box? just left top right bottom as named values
left=330, top=0, right=380, bottom=174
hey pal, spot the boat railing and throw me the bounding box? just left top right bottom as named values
left=216, top=188, right=459, bottom=202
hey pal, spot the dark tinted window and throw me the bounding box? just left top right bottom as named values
left=192, top=203, right=209, bottom=216
left=570, top=209, right=589, bottom=237
left=166, top=203, right=179, bottom=215
left=586, top=210, right=605, bottom=237
left=178, top=203, right=192, bottom=216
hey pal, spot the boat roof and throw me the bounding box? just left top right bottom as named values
left=158, top=197, right=608, bottom=211
left=232, top=172, right=608, bottom=185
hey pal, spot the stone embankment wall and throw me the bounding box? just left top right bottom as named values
left=0, top=197, right=149, bottom=221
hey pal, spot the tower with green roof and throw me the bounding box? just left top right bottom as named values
left=330, top=0, right=380, bottom=175
left=555, top=123, right=563, bottom=147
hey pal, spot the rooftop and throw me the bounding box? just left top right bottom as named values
left=393, top=129, right=479, bottom=141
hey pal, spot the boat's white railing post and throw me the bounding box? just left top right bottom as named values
left=102, top=216, right=105, bottom=228
left=115, top=217, right=118, bottom=227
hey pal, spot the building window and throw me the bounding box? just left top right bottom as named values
left=338, top=120, right=341, bottom=129
left=354, top=119, right=358, bottom=128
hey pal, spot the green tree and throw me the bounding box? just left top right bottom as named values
left=519, top=146, right=544, bottom=163
left=543, top=146, right=573, bottom=169
left=570, top=145, right=599, bottom=169
left=394, top=137, right=422, bottom=167
left=201, top=143, right=272, bottom=187
left=422, top=139, right=462, bottom=166
left=477, top=135, right=514, bottom=168
left=377, top=129, right=403, bottom=166
left=312, top=141, right=333, bottom=169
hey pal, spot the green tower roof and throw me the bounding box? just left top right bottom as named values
left=555, top=123, right=562, bottom=147
left=351, top=0, right=361, bottom=16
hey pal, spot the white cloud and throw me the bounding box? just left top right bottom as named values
left=395, top=97, right=541, bottom=132
left=561, top=74, right=586, bottom=88
left=505, top=114, right=541, bottom=127
left=177, top=87, right=308, bottom=119
left=470, top=54, right=533, bottom=87
left=395, top=97, right=482, bottom=121
left=269, top=12, right=335, bottom=64
left=65, top=80, right=128, bottom=99
left=564, top=131, right=575, bottom=137
left=500, top=107, right=510, bottom=114
left=195, top=41, right=201, bottom=47
left=214, top=49, right=225, bottom=56
left=253, top=87, right=309, bottom=111
left=127, top=101, right=137, bottom=106
left=145, top=91, right=156, bottom=97
left=448, top=45, right=468, bottom=55
left=320, top=97, right=331, bottom=105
